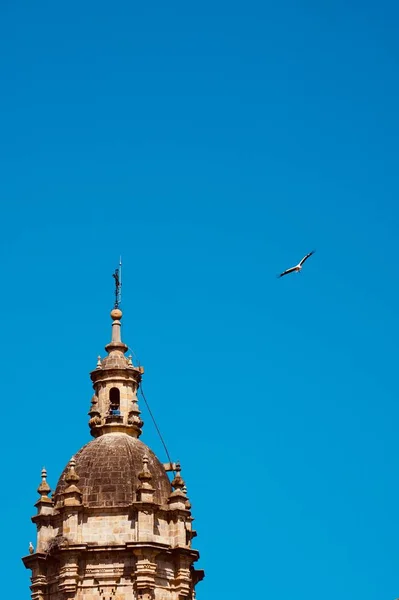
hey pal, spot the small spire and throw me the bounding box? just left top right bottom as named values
left=29, top=541, right=34, bottom=554
left=96, top=356, right=102, bottom=368
left=171, top=462, right=186, bottom=493
left=62, top=457, right=82, bottom=507
left=35, top=467, right=53, bottom=514
left=168, top=462, right=189, bottom=509
left=37, top=467, right=51, bottom=501
left=138, top=455, right=152, bottom=485
left=65, top=457, right=80, bottom=485
left=136, top=455, right=155, bottom=502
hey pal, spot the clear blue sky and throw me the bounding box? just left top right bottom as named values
left=1, top=0, right=399, bottom=598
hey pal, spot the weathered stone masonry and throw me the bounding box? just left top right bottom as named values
left=23, top=306, right=204, bottom=600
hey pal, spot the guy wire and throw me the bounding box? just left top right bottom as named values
left=127, top=346, right=176, bottom=477
left=139, top=384, right=176, bottom=478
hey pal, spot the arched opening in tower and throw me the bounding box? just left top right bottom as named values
left=109, top=387, right=121, bottom=415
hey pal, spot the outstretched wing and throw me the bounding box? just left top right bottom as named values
left=278, top=266, right=297, bottom=278
left=299, top=250, right=315, bottom=266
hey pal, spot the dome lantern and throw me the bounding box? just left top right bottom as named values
left=89, top=307, right=144, bottom=439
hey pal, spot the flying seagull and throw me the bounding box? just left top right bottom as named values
left=278, top=250, right=315, bottom=278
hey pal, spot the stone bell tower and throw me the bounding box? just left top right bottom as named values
left=22, top=280, right=204, bottom=600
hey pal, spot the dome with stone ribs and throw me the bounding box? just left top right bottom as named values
left=54, top=432, right=172, bottom=508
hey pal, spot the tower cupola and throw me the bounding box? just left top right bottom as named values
left=89, top=308, right=144, bottom=438
left=23, top=267, right=204, bottom=600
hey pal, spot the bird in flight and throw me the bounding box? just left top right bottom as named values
left=278, top=250, right=315, bottom=278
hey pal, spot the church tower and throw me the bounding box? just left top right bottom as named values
left=23, top=280, right=204, bottom=600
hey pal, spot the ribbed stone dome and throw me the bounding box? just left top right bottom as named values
left=54, top=433, right=171, bottom=508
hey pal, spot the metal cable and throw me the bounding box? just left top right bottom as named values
left=139, top=384, right=176, bottom=477
left=127, top=346, right=176, bottom=477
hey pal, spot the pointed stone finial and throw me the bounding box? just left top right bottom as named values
left=35, top=467, right=53, bottom=514
left=171, top=462, right=186, bottom=493
left=96, top=356, right=102, bottom=368
left=62, top=457, right=82, bottom=507
left=37, top=467, right=51, bottom=501
left=88, top=394, right=101, bottom=430
left=127, top=355, right=133, bottom=366
left=65, top=457, right=79, bottom=484
left=136, top=455, right=155, bottom=502
left=29, top=541, right=34, bottom=554
left=168, top=462, right=189, bottom=510
left=138, top=455, right=152, bottom=484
